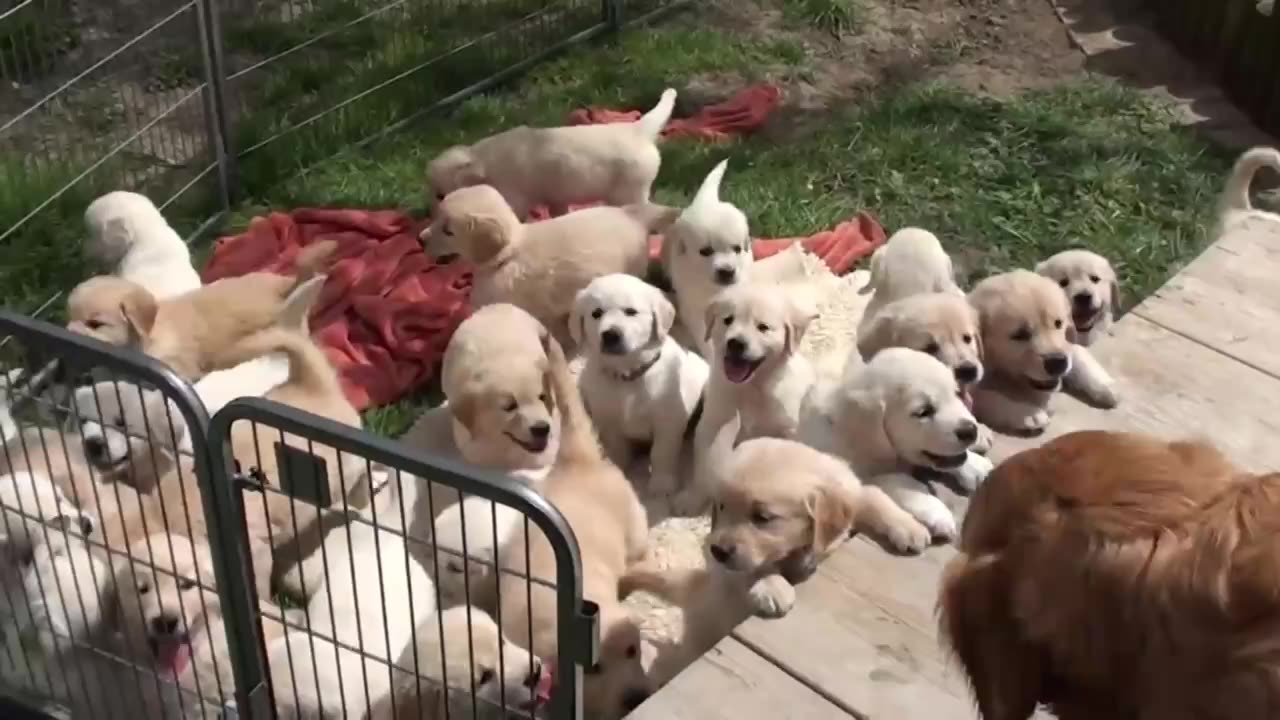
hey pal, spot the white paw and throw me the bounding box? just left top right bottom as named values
left=749, top=576, right=796, bottom=619
left=908, top=497, right=958, bottom=543
left=1022, top=408, right=1051, bottom=433
left=952, top=452, right=994, bottom=493
left=883, top=519, right=932, bottom=555
left=971, top=424, right=995, bottom=455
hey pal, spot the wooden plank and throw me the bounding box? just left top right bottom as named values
left=730, top=543, right=975, bottom=719
left=1134, top=229, right=1280, bottom=378
left=627, top=636, right=854, bottom=720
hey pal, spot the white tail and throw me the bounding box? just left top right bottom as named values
left=636, top=88, right=678, bottom=140
left=689, top=159, right=729, bottom=214
left=1221, top=146, right=1280, bottom=214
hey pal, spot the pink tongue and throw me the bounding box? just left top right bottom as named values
left=157, top=639, right=192, bottom=676
left=961, top=388, right=974, bottom=411
left=536, top=662, right=555, bottom=704
left=723, top=358, right=752, bottom=383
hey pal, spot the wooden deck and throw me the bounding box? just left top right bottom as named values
left=630, top=220, right=1280, bottom=719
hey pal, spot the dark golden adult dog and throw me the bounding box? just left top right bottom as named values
left=938, top=430, right=1280, bottom=720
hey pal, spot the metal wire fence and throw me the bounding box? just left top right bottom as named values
left=0, top=0, right=687, bottom=320
left=0, top=310, right=598, bottom=719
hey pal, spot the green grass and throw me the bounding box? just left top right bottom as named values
left=781, top=0, right=864, bottom=35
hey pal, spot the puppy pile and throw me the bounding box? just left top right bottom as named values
left=0, top=88, right=1161, bottom=720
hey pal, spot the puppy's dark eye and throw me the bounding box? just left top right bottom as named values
left=1088, top=274, right=1101, bottom=284
left=538, top=393, right=548, bottom=404
left=86, top=319, right=105, bottom=330
left=138, top=580, right=152, bottom=595
left=923, top=341, right=940, bottom=355
left=1058, top=278, right=1069, bottom=288
left=732, top=245, right=743, bottom=254
left=177, top=577, right=196, bottom=591
left=756, top=323, right=770, bottom=333
left=961, top=334, right=973, bottom=344
left=722, top=315, right=734, bottom=326
left=750, top=509, right=773, bottom=526
left=442, top=224, right=454, bottom=237
left=1010, top=327, right=1032, bottom=342
left=113, top=417, right=127, bottom=430
left=624, top=308, right=638, bottom=317
left=591, top=308, right=604, bottom=320
left=913, top=403, right=936, bottom=419
left=478, top=668, right=496, bottom=685
left=625, top=644, right=638, bottom=659
left=699, top=246, right=714, bottom=258
left=503, top=399, right=518, bottom=413
left=1054, top=319, right=1064, bottom=329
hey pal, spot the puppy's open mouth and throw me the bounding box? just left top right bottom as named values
left=1027, top=376, right=1061, bottom=392
left=723, top=355, right=763, bottom=384
left=148, top=634, right=194, bottom=676
left=922, top=451, right=968, bottom=469
left=959, top=387, right=974, bottom=411
left=88, top=449, right=130, bottom=474
left=505, top=432, right=548, bottom=454
left=1072, top=307, right=1101, bottom=332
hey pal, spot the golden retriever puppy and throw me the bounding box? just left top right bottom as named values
left=858, top=227, right=963, bottom=323
left=573, top=273, right=709, bottom=495
left=622, top=399, right=925, bottom=687
left=496, top=336, right=650, bottom=719
left=855, top=291, right=992, bottom=453
left=109, top=532, right=293, bottom=717
left=65, top=243, right=332, bottom=380
left=83, top=191, right=202, bottom=299
left=427, top=89, right=676, bottom=219
left=967, top=270, right=1078, bottom=436
left=367, top=606, right=549, bottom=719
left=699, top=282, right=818, bottom=444
left=422, top=185, right=677, bottom=351
left=802, top=347, right=992, bottom=543
left=1035, top=249, right=1118, bottom=347
left=938, top=430, right=1280, bottom=720
left=1216, top=145, right=1280, bottom=234
left=661, top=160, right=753, bottom=355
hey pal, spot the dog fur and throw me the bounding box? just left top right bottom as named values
left=939, top=430, right=1280, bottom=720
left=427, top=89, right=676, bottom=219
left=661, top=160, right=753, bottom=355
left=1035, top=250, right=1118, bottom=348
left=83, top=191, right=202, bottom=300
left=1217, top=145, right=1280, bottom=234
left=422, top=185, right=677, bottom=351
left=573, top=273, right=709, bottom=495
left=859, top=227, right=963, bottom=323
left=495, top=335, right=651, bottom=719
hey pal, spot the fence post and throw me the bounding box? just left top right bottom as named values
left=603, top=0, right=623, bottom=31
left=194, top=0, right=239, bottom=207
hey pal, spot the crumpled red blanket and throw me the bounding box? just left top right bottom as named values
left=202, top=84, right=887, bottom=410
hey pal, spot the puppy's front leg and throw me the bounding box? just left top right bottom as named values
left=1062, top=344, right=1119, bottom=410
left=748, top=573, right=796, bottom=619
left=971, top=386, right=1051, bottom=436
left=855, top=482, right=934, bottom=553
left=647, top=422, right=684, bottom=497
left=868, top=474, right=956, bottom=545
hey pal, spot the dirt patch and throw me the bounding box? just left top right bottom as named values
left=687, top=0, right=1085, bottom=138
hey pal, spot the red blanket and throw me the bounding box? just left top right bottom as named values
left=203, top=85, right=888, bottom=410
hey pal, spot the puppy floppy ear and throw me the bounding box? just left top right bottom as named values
left=855, top=310, right=897, bottom=362
left=703, top=295, right=731, bottom=344
left=119, top=289, right=158, bottom=345
left=454, top=155, right=486, bottom=187
left=807, top=483, right=857, bottom=557
left=650, top=289, right=677, bottom=343
left=967, top=305, right=984, bottom=361
left=450, top=393, right=478, bottom=432
left=1108, top=274, right=1121, bottom=314
left=783, top=299, right=819, bottom=356
left=459, top=214, right=511, bottom=265
left=838, top=382, right=893, bottom=464
left=569, top=293, right=589, bottom=348
left=858, top=245, right=886, bottom=295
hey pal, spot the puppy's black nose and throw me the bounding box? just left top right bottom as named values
left=151, top=615, right=179, bottom=637
left=1072, top=292, right=1094, bottom=308
left=84, top=436, right=106, bottom=459
left=714, top=267, right=737, bottom=285
left=529, top=421, right=551, bottom=440
left=954, top=421, right=978, bottom=444
left=1043, top=353, right=1069, bottom=377
left=725, top=337, right=746, bottom=358
left=709, top=544, right=733, bottom=564
left=600, top=327, right=623, bottom=350
left=954, top=363, right=979, bottom=384
left=622, top=688, right=651, bottom=712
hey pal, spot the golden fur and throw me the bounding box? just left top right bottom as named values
left=939, top=430, right=1280, bottom=720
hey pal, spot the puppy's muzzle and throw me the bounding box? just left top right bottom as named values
left=1042, top=352, right=1069, bottom=377
left=708, top=543, right=734, bottom=566
left=713, top=266, right=737, bottom=286
left=1072, top=291, right=1095, bottom=311
left=954, top=420, right=978, bottom=445
left=954, top=363, right=979, bottom=384
left=150, top=614, right=181, bottom=638
left=600, top=327, right=625, bottom=354
left=84, top=436, right=108, bottom=463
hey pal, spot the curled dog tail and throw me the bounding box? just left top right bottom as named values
left=214, top=327, right=341, bottom=400
left=635, top=88, right=677, bottom=141
left=1220, top=146, right=1280, bottom=215
left=546, top=337, right=603, bottom=468
left=623, top=202, right=682, bottom=232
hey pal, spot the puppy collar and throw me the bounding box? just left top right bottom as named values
left=605, top=350, right=663, bottom=383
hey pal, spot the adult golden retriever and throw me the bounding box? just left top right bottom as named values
left=938, top=430, right=1280, bottom=720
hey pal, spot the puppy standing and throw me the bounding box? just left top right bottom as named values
left=573, top=274, right=709, bottom=495
left=662, top=160, right=753, bottom=355
left=423, top=185, right=677, bottom=352
left=858, top=227, right=963, bottom=323
left=801, top=347, right=992, bottom=542
left=84, top=191, right=202, bottom=299
left=496, top=336, right=651, bottom=719
left=1036, top=249, right=1121, bottom=410
left=427, top=88, right=677, bottom=218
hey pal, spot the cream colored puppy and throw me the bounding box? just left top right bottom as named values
left=858, top=227, right=963, bottom=323
left=427, top=88, right=676, bottom=219
left=623, top=400, right=926, bottom=687
left=662, top=160, right=753, bottom=355
left=496, top=337, right=651, bottom=720
left=1035, top=249, right=1118, bottom=346
left=422, top=185, right=676, bottom=351
left=84, top=191, right=202, bottom=299
left=801, top=347, right=992, bottom=543
left=855, top=292, right=993, bottom=453
left=428, top=495, right=523, bottom=608
left=1, top=470, right=95, bottom=626
left=367, top=606, right=548, bottom=719
left=1217, top=145, right=1280, bottom=233
left=700, top=283, right=818, bottom=443
left=572, top=273, right=709, bottom=495
left=969, top=270, right=1115, bottom=434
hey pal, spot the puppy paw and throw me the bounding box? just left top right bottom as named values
left=748, top=575, right=796, bottom=619
left=1018, top=408, right=1051, bottom=435
left=1067, top=378, right=1120, bottom=410
left=910, top=499, right=958, bottom=544
left=952, top=452, right=994, bottom=494
left=971, top=424, right=995, bottom=455
left=883, top=518, right=932, bottom=555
